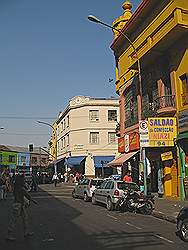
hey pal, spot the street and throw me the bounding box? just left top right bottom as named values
left=0, top=183, right=187, bottom=250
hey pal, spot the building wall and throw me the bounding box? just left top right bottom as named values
left=0, top=151, right=18, bottom=171
left=111, top=0, right=188, bottom=198
left=56, top=96, right=119, bottom=159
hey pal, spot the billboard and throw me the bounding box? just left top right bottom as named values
left=148, top=118, right=177, bottom=147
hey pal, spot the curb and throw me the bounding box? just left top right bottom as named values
left=152, top=210, right=176, bottom=224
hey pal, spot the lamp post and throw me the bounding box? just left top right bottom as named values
left=88, top=15, right=147, bottom=195
left=37, top=120, right=57, bottom=174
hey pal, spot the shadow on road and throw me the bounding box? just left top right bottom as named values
left=0, top=184, right=170, bottom=250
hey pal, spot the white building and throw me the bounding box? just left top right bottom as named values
left=55, top=96, right=119, bottom=177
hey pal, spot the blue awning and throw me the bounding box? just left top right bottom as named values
left=93, top=156, right=115, bottom=168
left=67, top=156, right=85, bottom=167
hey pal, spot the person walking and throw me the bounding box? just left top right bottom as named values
left=52, top=173, right=58, bottom=187
left=139, top=171, right=145, bottom=192
left=123, top=170, right=133, bottom=183
left=6, top=174, right=37, bottom=241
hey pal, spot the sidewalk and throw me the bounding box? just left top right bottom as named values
left=152, top=195, right=188, bottom=223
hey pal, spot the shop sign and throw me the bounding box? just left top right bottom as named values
left=161, top=151, right=173, bottom=161
left=124, top=134, right=129, bottom=153
left=148, top=117, right=177, bottom=147
left=178, top=110, right=188, bottom=133
left=129, top=132, right=140, bottom=151
left=73, top=144, right=84, bottom=150
left=139, top=120, right=150, bottom=147
left=118, top=137, right=125, bottom=153
left=186, top=155, right=188, bottom=164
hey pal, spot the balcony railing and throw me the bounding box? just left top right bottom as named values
left=182, top=92, right=188, bottom=106
left=125, top=116, right=138, bottom=128
left=154, top=95, right=176, bottom=110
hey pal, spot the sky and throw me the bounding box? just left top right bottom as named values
left=0, top=0, right=141, bottom=148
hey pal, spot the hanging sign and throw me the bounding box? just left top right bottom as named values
left=139, top=120, right=150, bottom=147
left=161, top=151, right=173, bottom=161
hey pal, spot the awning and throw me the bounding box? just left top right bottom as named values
left=93, top=156, right=115, bottom=168
left=48, top=158, right=64, bottom=167
left=107, top=151, right=139, bottom=167
left=177, top=132, right=188, bottom=141
left=67, top=156, right=85, bottom=167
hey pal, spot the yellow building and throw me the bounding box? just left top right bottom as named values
left=111, top=0, right=188, bottom=198
left=49, top=122, right=57, bottom=161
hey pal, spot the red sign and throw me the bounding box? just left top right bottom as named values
left=118, top=137, right=125, bottom=153
left=129, top=132, right=140, bottom=152
left=186, top=155, right=188, bottom=164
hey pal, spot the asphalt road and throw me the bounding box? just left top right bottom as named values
left=0, top=183, right=187, bottom=250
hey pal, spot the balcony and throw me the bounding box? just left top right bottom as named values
left=154, top=95, right=176, bottom=115
left=125, top=116, right=138, bottom=129
left=182, top=92, right=188, bottom=106
left=142, top=102, right=157, bottom=118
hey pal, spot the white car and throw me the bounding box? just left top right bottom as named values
left=72, top=178, right=104, bottom=201
left=92, top=179, right=140, bottom=211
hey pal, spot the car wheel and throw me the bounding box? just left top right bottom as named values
left=179, top=219, right=188, bottom=242
left=72, top=190, right=77, bottom=198
left=84, top=192, right=89, bottom=202
left=107, top=198, right=114, bottom=211
left=92, top=195, right=97, bottom=205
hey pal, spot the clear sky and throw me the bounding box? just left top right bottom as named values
left=0, top=0, right=141, bottom=148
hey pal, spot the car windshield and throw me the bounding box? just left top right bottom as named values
left=91, top=179, right=104, bottom=186
left=117, top=182, right=139, bottom=191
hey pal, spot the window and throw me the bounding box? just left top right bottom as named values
left=99, top=180, right=108, bottom=189
left=62, top=138, right=64, bottom=148
left=32, top=157, right=37, bottom=164
left=67, top=115, right=69, bottom=127
left=108, top=110, right=117, bottom=122
left=41, top=158, right=47, bottom=164
left=105, top=181, right=114, bottom=189
left=90, top=132, right=99, bottom=144
left=21, top=156, right=26, bottom=163
left=108, top=132, right=116, bottom=144
left=180, top=73, right=188, bottom=105
left=89, top=110, right=99, bottom=122
left=0, top=154, right=2, bottom=162
left=67, top=134, right=69, bottom=146
left=9, top=155, right=16, bottom=163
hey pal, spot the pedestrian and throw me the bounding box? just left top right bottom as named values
left=6, top=174, right=37, bottom=241
left=75, top=172, right=80, bottom=182
left=52, top=173, right=58, bottom=187
left=0, top=175, right=5, bottom=200
left=64, top=172, right=68, bottom=183
left=139, top=171, right=145, bottom=192
left=123, top=170, right=133, bottom=182
left=31, top=173, right=38, bottom=192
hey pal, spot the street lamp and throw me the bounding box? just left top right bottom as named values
left=88, top=15, right=147, bottom=195
left=88, top=15, right=142, bottom=101
left=37, top=120, right=57, bottom=174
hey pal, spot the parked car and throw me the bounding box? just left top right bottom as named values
left=72, top=178, right=104, bottom=201
left=92, top=179, right=140, bottom=211
left=108, top=174, right=121, bottom=180
left=176, top=206, right=188, bottom=242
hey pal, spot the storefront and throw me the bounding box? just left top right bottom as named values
left=177, top=110, right=188, bottom=199
left=108, top=131, right=140, bottom=182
